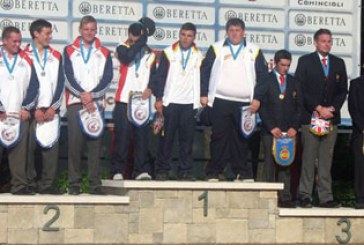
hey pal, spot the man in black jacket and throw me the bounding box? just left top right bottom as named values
left=260, top=50, right=302, bottom=208
left=295, top=29, right=347, bottom=208
left=348, top=75, right=364, bottom=209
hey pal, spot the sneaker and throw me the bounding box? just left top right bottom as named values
left=179, top=172, right=196, bottom=181
left=89, top=187, right=107, bottom=195
left=155, top=172, right=169, bottom=181
left=318, top=200, right=341, bottom=208
left=38, top=186, right=64, bottom=195
left=68, top=186, right=80, bottom=195
left=135, top=172, right=152, bottom=180
left=355, top=202, right=364, bottom=209
left=298, top=198, right=312, bottom=208
left=207, top=173, right=219, bottom=182
left=279, top=200, right=296, bottom=208
left=12, top=186, right=36, bottom=195
left=113, top=173, right=124, bottom=180
left=234, top=174, right=254, bottom=183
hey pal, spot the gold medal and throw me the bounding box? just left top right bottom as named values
left=41, top=71, right=46, bottom=77
left=181, top=70, right=186, bottom=76
left=135, top=72, right=139, bottom=78
left=279, top=94, right=284, bottom=100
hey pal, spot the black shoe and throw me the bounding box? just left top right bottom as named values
left=89, top=187, right=107, bottom=195
left=155, top=172, right=169, bottom=181
left=279, top=200, right=296, bottom=208
left=38, top=186, right=64, bottom=195
left=68, top=186, right=80, bottom=195
left=319, top=200, right=341, bottom=208
left=179, top=173, right=196, bottom=181
left=12, top=186, right=36, bottom=195
left=355, top=202, right=364, bottom=209
left=298, top=198, right=312, bottom=208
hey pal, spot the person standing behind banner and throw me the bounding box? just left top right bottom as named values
left=25, top=19, right=65, bottom=194
left=111, top=19, right=156, bottom=181
left=153, top=23, right=203, bottom=181
left=200, top=18, right=269, bottom=181
left=296, top=29, right=347, bottom=208
left=259, top=50, right=302, bottom=208
left=64, top=15, right=113, bottom=195
left=348, top=74, right=364, bottom=209
left=0, top=26, right=39, bottom=194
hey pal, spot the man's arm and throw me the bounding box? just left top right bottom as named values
left=116, top=35, right=147, bottom=65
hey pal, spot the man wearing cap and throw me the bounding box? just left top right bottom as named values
left=153, top=22, right=203, bottom=180
left=111, top=19, right=156, bottom=180
left=201, top=18, right=269, bottom=181
left=0, top=26, right=39, bottom=194
left=24, top=19, right=64, bottom=194
left=64, top=15, right=113, bottom=195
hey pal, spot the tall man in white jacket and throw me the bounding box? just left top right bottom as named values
left=0, top=26, right=39, bottom=194
left=25, top=19, right=64, bottom=194
left=154, top=23, right=203, bottom=180
left=200, top=18, right=269, bottom=181
left=64, top=16, right=113, bottom=195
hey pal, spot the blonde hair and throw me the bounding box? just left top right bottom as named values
left=79, top=15, right=97, bottom=29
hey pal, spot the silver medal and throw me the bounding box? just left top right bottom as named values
left=8, top=74, right=14, bottom=80
left=41, top=71, right=46, bottom=77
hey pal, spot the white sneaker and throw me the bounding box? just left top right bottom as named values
left=113, top=173, right=123, bottom=180
left=135, top=172, right=152, bottom=180
left=242, top=179, right=255, bottom=183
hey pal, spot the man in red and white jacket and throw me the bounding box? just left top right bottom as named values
left=24, top=19, right=64, bottom=195
left=111, top=22, right=156, bottom=181
left=154, top=23, right=203, bottom=180
left=64, top=16, right=113, bottom=195
left=0, top=26, right=39, bottom=194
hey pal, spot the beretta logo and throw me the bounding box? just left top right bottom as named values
left=79, top=1, right=92, bottom=15
left=225, top=10, right=238, bottom=21
left=295, top=14, right=306, bottom=26
left=153, top=7, right=165, bottom=19
left=295, top=34, right=306, bottom=46
left=0, top=0, right=14, bottom=10
left=154, top=28, right=165, bottom=41
left=0, top=18, right=13, bottom=30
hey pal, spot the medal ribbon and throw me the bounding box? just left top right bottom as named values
left=275, top=70, right=287, bottom=95
left=227, top=39, right=244, bottom=60
left=321, top=57, right=329, bottom=78
left=1, top=47, right=18, bottom=76
left=31, top=43, right=48, bottom=73
left=80, top=39, right=93, bottom=64
left=180, top=46, right=191, bottom=71
left=135, top=48, right=145, bottom=75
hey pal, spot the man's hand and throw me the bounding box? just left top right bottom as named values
left=44, top=107, right=56, bottom=121
left=317, top=105, right=334, bottom=119
left=250, top=99, right=260, bottom=113
left=271, top=127, right=282, bottom=138
left=142, top=88, right=152, bottom=100
left=155, top=100, right=163, bottom=116
left=81, top=92, right=93, bottom=106
left=20, top=109, right=30, bottom=121
left=287, top=128, right=297, bottom=138
left=0, top=112, right=7, bottom=121
left=34, top=108, right=45, bottom=123
left=85, top=102, right=96, bottom=113
left=200, top=97, right=208, bottom=107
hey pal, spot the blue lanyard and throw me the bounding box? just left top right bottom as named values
left=1, top=47, right=18, bottom=75
left=227, top=39, right=244, bottom=60
left=180, top=47, right=191, bottom=71
left=135, top=48, right=145, bottom=74
left=274, top=70, right=287, bottom=95
left=321, top=57, right=329, bottom=77
left=80, top=39, right=93, bottom=64
left=31, top=43, right=48, bottom=72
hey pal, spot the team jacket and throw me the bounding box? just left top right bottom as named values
left=154, top=41, right=203, bottom=109
left=259, top=71, right=303, bottom=135
left=295, top=52, right=347, bottom=125
left=24, top=44, right=64, bottom=110
left=0, top=48, right=39, bottom=112
left=115, top=35, right=156, bottom=103
left=200, top=39, right=269, bottom=107
left=348, top=76, right=364, bottom=135
left=64, top=36, right=113, bottom=106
